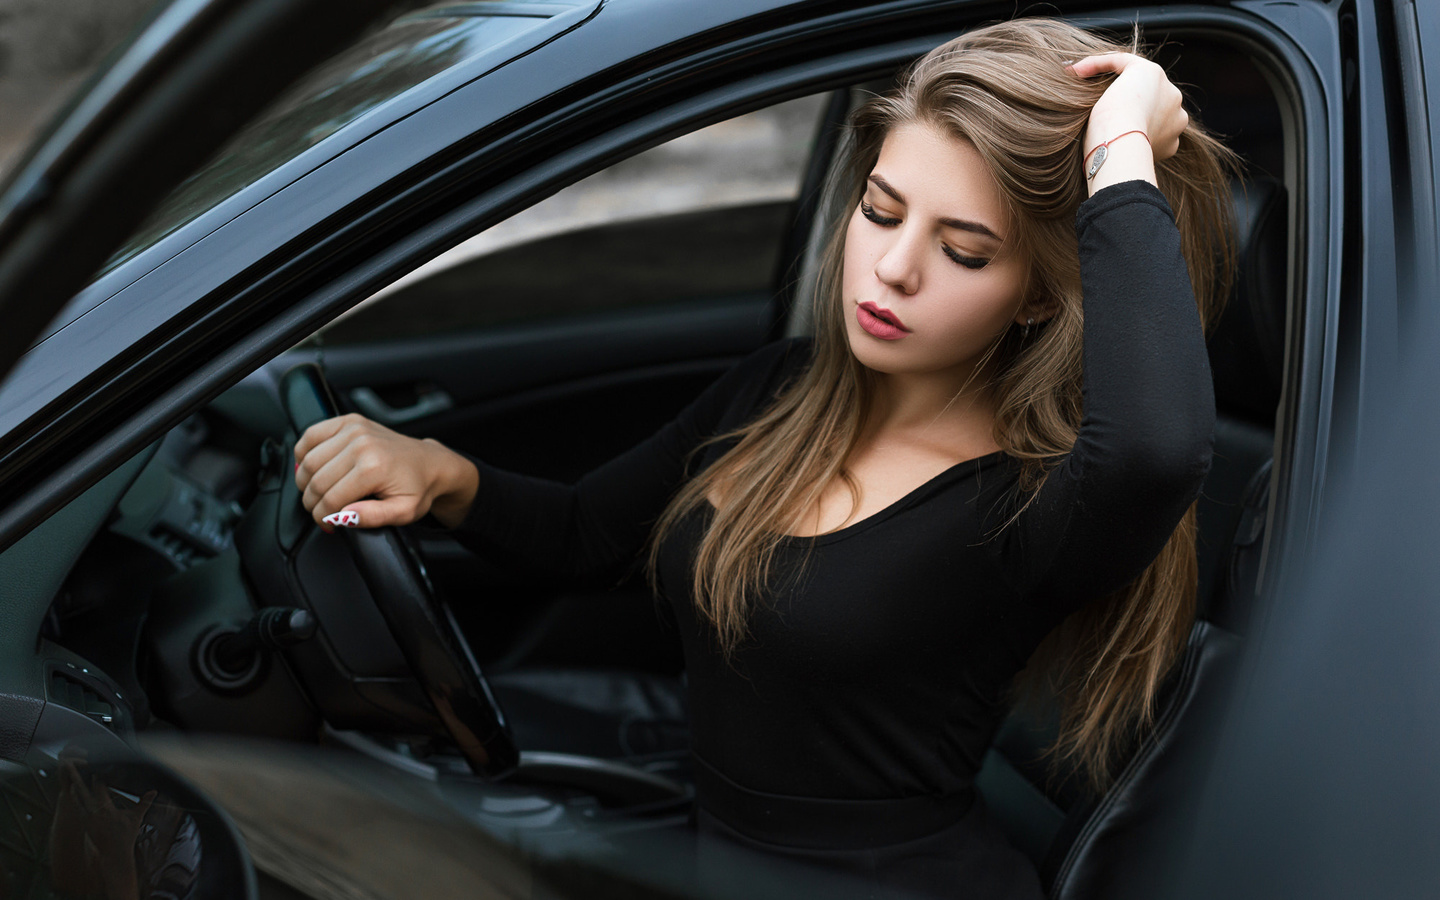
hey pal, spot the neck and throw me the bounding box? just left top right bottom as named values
left=865, top=364, right=997, bottom=446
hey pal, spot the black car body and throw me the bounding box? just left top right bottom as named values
left=0, top=1, right=1437, bottom=897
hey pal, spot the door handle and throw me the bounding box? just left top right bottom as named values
left=349, top=386, right=453, bottom=425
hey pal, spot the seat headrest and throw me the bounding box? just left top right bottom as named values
left=1208, top=177, right=1287, bottom=427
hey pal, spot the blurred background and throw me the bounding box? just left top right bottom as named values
left=0, top=0, right=154, bottom=176
left=0, top=0, right=816, bottom=247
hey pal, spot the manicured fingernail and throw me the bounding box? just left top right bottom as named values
left=323, top=510, right=360, bottom=528
left=295, top=461, right=300, bottom=474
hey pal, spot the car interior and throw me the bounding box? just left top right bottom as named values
left=0, top=15, right=1293, bottom=900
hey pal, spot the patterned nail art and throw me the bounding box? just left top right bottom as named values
left=323, top=510, right=361, bottom=528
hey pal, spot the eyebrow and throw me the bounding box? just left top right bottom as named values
left=868, top=174, right=1004, bottom=242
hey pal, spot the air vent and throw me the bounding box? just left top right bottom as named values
left=149, top=524, right=198, bottom=568
left=47, top=666, right=119, bottom=731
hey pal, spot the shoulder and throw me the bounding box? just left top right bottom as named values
left=687, top=337, right=814, bottom=460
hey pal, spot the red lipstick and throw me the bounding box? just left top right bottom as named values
left=857, top=301, right=911, bottom=340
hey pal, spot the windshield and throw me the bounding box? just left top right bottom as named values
left=104, top=5, right=552, bottom=271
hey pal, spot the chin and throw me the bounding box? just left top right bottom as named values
left=848, top=345, right=904, bottom=375
left=844, top=326, right=992, bottom=384
left=844, top=327, right=923, bottom=375
left=843, top=321, right=892, bottom=371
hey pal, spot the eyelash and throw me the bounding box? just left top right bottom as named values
left=859, top=200, right=900, bottom=227
left=859, top=201, right=990, bottom=270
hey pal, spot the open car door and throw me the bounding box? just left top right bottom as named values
left=0, top=0, right=399, bottom=538
left=0, top=3, right=409, bottom=897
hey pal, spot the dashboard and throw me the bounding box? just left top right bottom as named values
left=35, top=407, right=265, bottom=740
left=33, top=359, right=504, bottom=757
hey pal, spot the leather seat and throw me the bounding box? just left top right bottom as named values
left=975, top=176, right=1288, bottom=898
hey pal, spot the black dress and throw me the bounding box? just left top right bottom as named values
left=454, top=181, right=1215, bottom=899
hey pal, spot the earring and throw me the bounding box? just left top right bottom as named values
left=1022, top=316, right=1035, bottom=339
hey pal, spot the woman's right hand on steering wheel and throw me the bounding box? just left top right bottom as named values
left=294, top=413, right=479, bottom=530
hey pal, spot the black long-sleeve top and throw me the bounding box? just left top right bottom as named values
left=455, top=180, right=1214, bottom=804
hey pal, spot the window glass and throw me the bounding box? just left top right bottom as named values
left=319, top=93, right=830, bottom=344
left=107, top=6, right=555, bottom=269
left=0, top=0, right=159, bottom=180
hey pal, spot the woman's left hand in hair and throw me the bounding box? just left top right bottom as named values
left=1068, top=53, right=1187, bottom=194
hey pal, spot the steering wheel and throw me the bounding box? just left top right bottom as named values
left=279, top=363, right=518, bottom=778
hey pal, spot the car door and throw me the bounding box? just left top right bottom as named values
left=0, top=0, right=434, bottom=716
left=0, top=3, right=465, bottom=898
left=0, top=1, right=1375, bottom=898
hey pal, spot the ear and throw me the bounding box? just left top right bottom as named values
left=1013, top=299, right=1060, bottom=326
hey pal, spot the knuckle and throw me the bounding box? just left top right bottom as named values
left=358, top=452, right=384, bottom=475
left=314, top=487, right=341, bottom=516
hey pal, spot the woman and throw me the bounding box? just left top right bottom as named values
left=294, top=19, right=1236, bottom=899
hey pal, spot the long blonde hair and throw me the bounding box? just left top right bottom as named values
left=648, top=19, right=1239, bottom=789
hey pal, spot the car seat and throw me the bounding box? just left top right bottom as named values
left=973, top=175, right=1288, bottom=898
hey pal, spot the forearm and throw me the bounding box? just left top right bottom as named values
left=1070, top=51, right=1186, bottom=195
left=447, top=338, right=808, bottom=583
left=1084, top=125, right=1155, bottom=195
left=1072, top=54, right=1212, bottom=504
left=449, top=436, right=694, bottom=586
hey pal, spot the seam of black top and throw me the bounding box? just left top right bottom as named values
left=1074, top=179, right=1175, bottom=233
left=705, top=339, right=1022, bottom=547
left=780, top=450, right=1017, bottom=547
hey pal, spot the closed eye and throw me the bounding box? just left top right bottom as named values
left=859, top=201, right=900, bottom=227
left=862, top=200, right=990, bottom=269
left=942, top=245, right=990, bottom=270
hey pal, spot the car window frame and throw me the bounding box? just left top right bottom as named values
left=48, top=0, right=606, bottom=347
left=318, top=89, right=844, bottom=345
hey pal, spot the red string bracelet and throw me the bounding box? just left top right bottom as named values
left=1083, top=130, right=1150, bottom=181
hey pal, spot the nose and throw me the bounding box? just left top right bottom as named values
left=872, top=225, right=922, bottom=295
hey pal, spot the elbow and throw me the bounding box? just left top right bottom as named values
left=1080, top=394, right=1215, bottom=504
left=1129, top=372, right=1216, bottom=494
left=1080, top=357, right=1217, bottom=502
left=1115, top=411, right=1215, bottom=504
left=1151, top=431, right=1213, bottom=500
